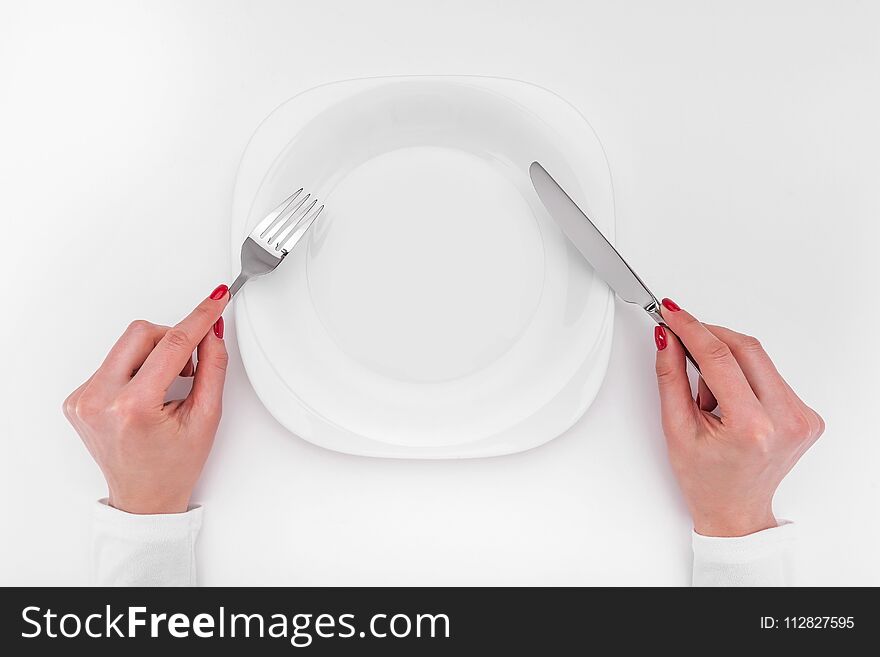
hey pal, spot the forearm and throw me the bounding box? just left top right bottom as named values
left=91, top=500, right=202, bottom=586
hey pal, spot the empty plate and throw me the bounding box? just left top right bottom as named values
left=231, top=76, right=615, bottom=458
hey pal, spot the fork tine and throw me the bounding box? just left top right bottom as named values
left=260, top=192, right=307, bottom=239
left=253, top=188, right=303, bottom=237
left=264, top=194, right=310, bottom=241
left=276, top=203, right=323, bottom=253
left=272, top=198, right=317, bottom=249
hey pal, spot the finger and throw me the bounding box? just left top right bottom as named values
left=62, top=374, right=95, bottom=423
left=100, top=321, right=196, bottom=382
left=654, top=325, right=699, bottom=441
left=185, top=316, right=228, bottom=422
left=697, top=377, right=717, bottom=412
left=132, top=351, right=193, bottom=378
left=704, top=324, right=826, bottom=448
left=91, top=321, right=169, bottom=389
left=659, top=299, right=761, bottom=417
left=703, top=324, right=790, bottom=409
left=63, top=375, right=108, bottom=453
left=179, top=357, right=195, bottom=378
left=133, top=284, right=229, bottom=398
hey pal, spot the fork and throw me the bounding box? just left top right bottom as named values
left=229, top=188, right=324, bottom=297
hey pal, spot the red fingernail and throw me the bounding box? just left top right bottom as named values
left=213, top=317, right=224, bottom=339
left=661, top=298, right=681, bottom=312
left=210, top=284, right=229, bottom=300
left=654, top=325, right=667, bottom=351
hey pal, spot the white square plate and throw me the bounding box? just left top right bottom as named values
left=232, top=76, right=615, bottom=458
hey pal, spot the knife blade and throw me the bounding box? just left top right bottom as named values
left=529, top=161, right=700, bottom=373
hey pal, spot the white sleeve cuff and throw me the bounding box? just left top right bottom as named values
left=692, top=521, right=795, bottom=587
left=91, top=499, right=202, bottom=587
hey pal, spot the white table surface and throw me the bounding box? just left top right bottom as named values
left=1, top=0, right=877, bottom=586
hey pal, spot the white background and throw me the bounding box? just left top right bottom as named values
left=1, top=0, right=877, bottom=585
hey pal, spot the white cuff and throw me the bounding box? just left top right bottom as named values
left=91, top=499, right=202, bottom=587
left=692, top=521, right=795, bottom=587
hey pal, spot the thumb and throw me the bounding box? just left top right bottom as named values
left=187, top=316, right=228, bottom=420
left=654, top=325, right=698, bottom=441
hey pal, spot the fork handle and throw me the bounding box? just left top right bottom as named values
left=229, top=272, right=249, bottom=298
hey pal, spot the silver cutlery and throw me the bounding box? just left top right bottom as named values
left=529, top=161, right=700, bottom=373
left=230, top=188, right=324, bottom=297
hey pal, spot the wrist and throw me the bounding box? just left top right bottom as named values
left=108, top=490, right=191, bottom=515
left=692, top=504, right=777, bottom=538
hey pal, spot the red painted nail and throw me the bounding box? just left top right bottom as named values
left=213, top=317, right=224, bottom=339
left=661, top=298, right=681, bottom=312
left=654, top=325, right=667, bottom=351
left=210, top=284, right=228, bottom=300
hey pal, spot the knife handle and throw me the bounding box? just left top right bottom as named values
left=646, top=309, right=702, bottom=375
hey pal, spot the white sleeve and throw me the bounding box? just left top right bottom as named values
left=692, top=521, right=795, bottom=586
left=91, top=499, right=202, bottom=587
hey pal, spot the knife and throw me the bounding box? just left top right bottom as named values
left=529, top=161, right=700, bottom=373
